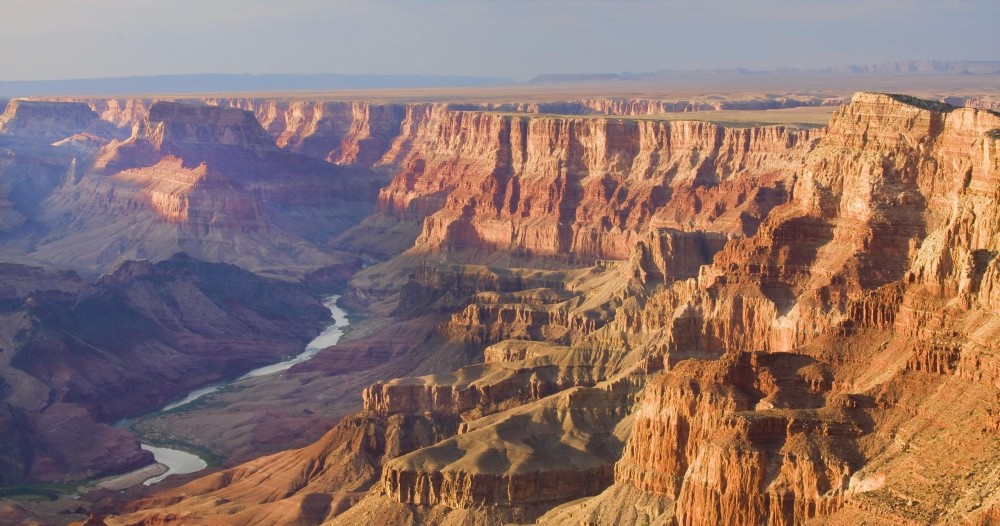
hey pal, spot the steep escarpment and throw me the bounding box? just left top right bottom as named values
left=610, top=353, right=859, bottom=526
left=376, top=105, right=820, bottom=260
left=9, top=96, right=834, bottom=272
left=77, top=97, right=415, bottom=169
left=86, top=98, right=154, bottom=128
left=139, top=100, right=278, bottom=152
left=211, top=99, right=410, bottom=166
left=0, top=100, right=126, bottom=239
left=543, top=94, right=1000, bottom=525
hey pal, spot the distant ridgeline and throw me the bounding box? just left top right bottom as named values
left=3, top=60, right=997, bottom=96
left=529, top=59, right=1000, bottom=83
left=0, top=73, right=515, bottom=97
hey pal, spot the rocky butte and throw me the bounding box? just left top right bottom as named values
left=0, top=90, right=998, bottom=525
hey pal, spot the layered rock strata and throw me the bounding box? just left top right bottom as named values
left=13, top=97, right=828, bottom=270
left=452, top=95, right=845, bottom=115
left=545, top=94, right=1000, bottom=525
left=0, top=99, right=119, bottom=141
left=350, top=94, right=999, bottom=524
left=378, top=107, right=820, bottom=259
left=213, top=99, right=410, bottom=166
left=109, top=412, right=459, bottom=526
left=84, top=93, right=1000, bottom=526
left=19, top=101, right=380, bottom=276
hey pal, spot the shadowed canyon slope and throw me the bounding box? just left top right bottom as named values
left=2, top=91, right=999, bottom=525
left=0, top=255, right=330, bottom=485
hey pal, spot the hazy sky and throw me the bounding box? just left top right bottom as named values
left=0, top=0, right=996, bottom=81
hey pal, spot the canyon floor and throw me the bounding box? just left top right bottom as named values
left=0, top=75, right=999, bottom=525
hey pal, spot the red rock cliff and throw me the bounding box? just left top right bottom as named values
left=207, top=98, right=410, bottom=166
left=566, top=93, right=1000, bottom=526
left=375, top=106, right=821, bottom=259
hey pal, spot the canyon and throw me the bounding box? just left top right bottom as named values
left=0, top=255, right=330, bottom=483
left=0, top=86, right=998, bottom=525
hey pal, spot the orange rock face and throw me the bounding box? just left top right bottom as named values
left=209, top=99, right=409, bottom=165
left=616, top=353, right=860, bottom=525
left=73, top=97, right=821, bottom=261
left=344, top=93, right=1000, bottom=525
left=582, top=94, right=1000, bottom=525
left=378, top=108, right=821, bottom=259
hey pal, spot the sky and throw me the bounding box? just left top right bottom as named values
left=0, top=0, right=996, bottom=81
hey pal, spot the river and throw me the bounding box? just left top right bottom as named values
left=138, top=295, right=348, bottom=485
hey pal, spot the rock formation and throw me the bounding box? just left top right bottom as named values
left=2, top=90, right=998, bottom=526
left=211, top=99, right=410, bottom=166
left=452, top=95, right=845, bottom=116
left=1, top=100, right=380, bottom=277
left=373, top=105, right=820, bottom=261
left=541, top=93, right=1000, bottom=525
left=0, top=99, right=125, bottom=238
left=0, top=99, right=119, bottom=142
left=95, top=93, right=1000, bottom=526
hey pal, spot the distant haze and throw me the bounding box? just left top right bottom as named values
left=0, top=0, right=997, bottom=82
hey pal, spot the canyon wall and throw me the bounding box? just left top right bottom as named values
left=208, top=99, right=411, bottom=165
left=339, top=93, right=1000, bottom=525
left=375, top=105, right=821, bottom=260
left=544, top=93, right=1000, bottom=525
left=126, top=96, right=826, bottom=265
left=0, top=99, right=120, bottom=141
left=451, top=95, right=846, bottom=115
left=60, top=93, right=994, bottom=269
left=8, top=91, right=999, bottom=525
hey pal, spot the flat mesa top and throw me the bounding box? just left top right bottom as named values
left=10, top=72, right=1000, bottom=103
left=631, top=106, right=836, bottom=127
